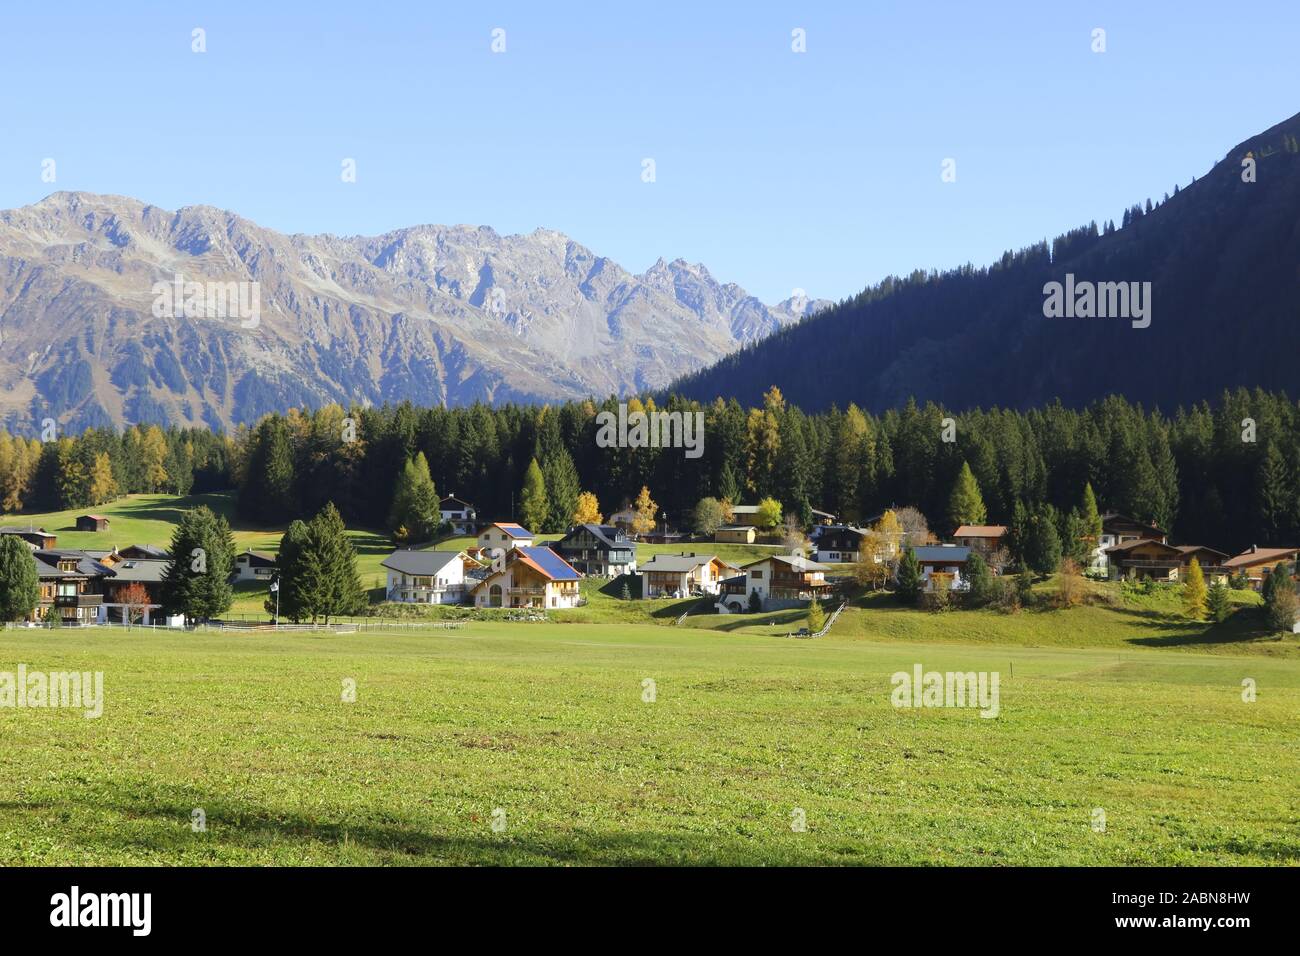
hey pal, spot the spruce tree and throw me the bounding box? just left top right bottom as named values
left=520, top=458, right=548, bottom=533
left=0, top=535, right=40, bottom=621
left=947, top=460, right=987, bottom=529
left=964, top=551, right=995, bottom=607
left=267, top=519, right=310, bottom=622
left=896, top=547, right=922, bottom=604
left=299, top=503, right=365, bottom=624
left=1025, top=506, right=1063, bottom=576
left=1206, top=578, right=1231, bottom=623
left=541, top=447, right=580, bottom=533
left=388, top=452, right=440, bottom=543
left=162, top=505, right=236, bottom=623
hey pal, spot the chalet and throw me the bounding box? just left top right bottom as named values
left=114, top=544, right=168, bottom=560
left=812, top=525, right=866, bottom=563
left=471, top=546, right=582, bottom=609
left=28, top=550, right=114, bottom=624
left=75, top=515, right=111, bottom=532
left=476, top=522, right=535, bottom=553
left=438, top=495, right=477, bottom=535
left=911, top=545, right=971, bottom=591
left=714, top=525, right=757, bottom=545
left=1174, top=545, right=1231, bottom=584
left=641, top=531, right=687, bottom=545
left=1222, top=546, right=1300, bottom=590
left=722, top=554, right=832, bottom=610
left=638, top=553, right=739, bottom=599
left=809, top=507, right=837, bottom=526
left=382, top=550, right=471, bottom=604
left=550, top=525, right=637, bottom=577
left=0, top=526, right=57, bottom=550
left=607, top=505, right=641, bottom=534
left=99, top=557, right=167, bottom=624
left=232, top=550, right=277, bottom=582
left=1092, top=513, right=1168, bottom=573
left=952, top=525, right=1008, bottom=557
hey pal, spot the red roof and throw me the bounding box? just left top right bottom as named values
left=953, top=525, right=1007, bottom=538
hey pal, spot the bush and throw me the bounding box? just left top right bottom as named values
left=996, top=577, right=1022, bottom=614
left=1266, top=581, right=1298, bottom=633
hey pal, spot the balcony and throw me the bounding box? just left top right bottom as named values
left=54, top=593, right=102, bottom=608
left=388, top=585, right=463, bottom=602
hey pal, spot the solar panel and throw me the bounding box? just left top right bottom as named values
left=519, top=546, right=579, bottom=580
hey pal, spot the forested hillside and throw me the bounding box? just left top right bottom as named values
left=4, top=387, right=1298, bottom=556
left=671, top=112, right=1300, bottom=414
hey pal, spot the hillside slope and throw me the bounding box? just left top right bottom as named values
left=672, top=111, right=1300, bottom=412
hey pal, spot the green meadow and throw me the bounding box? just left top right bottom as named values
left=3, top=492, right=1297, bottom=865
left=0, top=619, right=1296, bottom=866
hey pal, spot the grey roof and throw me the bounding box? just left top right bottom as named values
left=911, top=545, right=971, bottom=563
left=381, top=550, right=465, bottom=576
left=639, top=553, right=722, bottom=573
left=742, top=554, right=832, bottom=572
left=560, top=524, right=633, bottom=550
left=32, top=550, right=116, bottom=579
left=107, top=559, right=169, bottom=583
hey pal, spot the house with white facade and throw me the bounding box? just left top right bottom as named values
left=477, top=522, right=535, bottom=553
left=382, top=550, right=471, bottom=604
left=439, top=495, right=477, bottom=535
left=911, top=545, right=972, bottom=591
left=638, top=553, right=738, bottom=599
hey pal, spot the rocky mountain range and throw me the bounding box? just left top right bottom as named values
left=0, top=192, right=825, bottom=431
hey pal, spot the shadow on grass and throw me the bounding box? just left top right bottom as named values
left=1112, top=605, right=1284, bottom=648
left=4, top=787, right=851, bottom=866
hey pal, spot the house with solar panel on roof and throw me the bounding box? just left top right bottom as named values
left=470, top=546, right=582, bottom=609
left=476, top=522, right=535, bottom=553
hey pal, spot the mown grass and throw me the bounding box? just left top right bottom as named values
left=0, top=622, right=1295, bottom=866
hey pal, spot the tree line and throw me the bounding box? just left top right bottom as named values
left=4, top=388, right=1300, bottom=555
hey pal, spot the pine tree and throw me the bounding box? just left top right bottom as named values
left=161, top=505, right=236, bottom=623
left=0, top=534, right=40, bottom=621
left=1183, top=557, right=1207, bottom=620
left=267, top=520, right=310, bottom=622
left=299, top=503, right=366, bottom=624
left=519, top=458, right=549, bottom=533
left=1025, top=506, right=1062, bottom=575
left=947, top=461, right=987, bottom=529
left=896, top=547, right=922, bottom=603
left=541, top=447, right=580, bottom=533
left=1206, top=578, right=1231, bottom=623
left=387, top=452, right=440, bottom=543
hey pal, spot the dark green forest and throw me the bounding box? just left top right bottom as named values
left=6, top=388, right=1299, bottom=557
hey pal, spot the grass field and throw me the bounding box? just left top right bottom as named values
left=0, top=621, right=1296, bottom=865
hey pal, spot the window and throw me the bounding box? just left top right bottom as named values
left=751, top=570, right=763, bottom=579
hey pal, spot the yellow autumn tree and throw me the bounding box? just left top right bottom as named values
left=87, top=452, right=118, bottom=505
left=140, top=426, right=170, bottom=492
left=573, top=491, right=603, bottom=525
left=631, top=485, right=657, bottom=535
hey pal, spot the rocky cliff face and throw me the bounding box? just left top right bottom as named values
left=0, top=192, right=825, bottom=430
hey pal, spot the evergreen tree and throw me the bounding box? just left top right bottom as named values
left=541, top=447, right=581, bottom=533
left=1182, top=557, right=1207, bottom=620
left=0, top=535, right=40, bottom=621
left=299, top=503, right=366, bottom=623
left=896, top=547, right=922, bottom=603
left=241, top=416, right=296, bottom=523
left=964, top=551, right=995, bottom=607
left=161, top=505, right=236, bottom=623
left=519, top=458, right=549, bottom=532
left=1025, top=506, right=1062, bottom=576
left=947, top=460, right=987, bottom=529
left=387, top=452, right=440, bottom=543
left=1206, top=578, right=1231, bottom=623
left=267, top=520, right=310, bottom=622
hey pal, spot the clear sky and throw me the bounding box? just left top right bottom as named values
left=0, top=1, right=1294, bottom=303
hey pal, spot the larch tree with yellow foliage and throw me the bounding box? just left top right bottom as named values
left=631, top=485, right=658, bottom=535
left=573, top=491, right=603, bottom=525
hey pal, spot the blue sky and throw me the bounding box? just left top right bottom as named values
left=0, top=1, right=1295, bottom=303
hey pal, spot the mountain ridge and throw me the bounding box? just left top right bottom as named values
left=0, top=192, right=828, bottom=431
